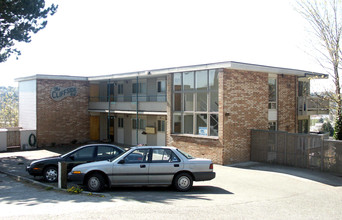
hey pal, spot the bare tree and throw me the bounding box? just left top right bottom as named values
left=296, top=0, right=342, bottom=139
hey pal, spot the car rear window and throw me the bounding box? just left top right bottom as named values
left=177, top=149, right=195, bottom=159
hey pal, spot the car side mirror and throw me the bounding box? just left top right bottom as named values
left=118, top=159, right=125, bottom=164
left=69, top=155, right=75, bottom=161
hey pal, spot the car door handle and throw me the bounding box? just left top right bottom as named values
left=174, top=164, right=179, bottom=167
left=140, top=164, right=146, bottom=168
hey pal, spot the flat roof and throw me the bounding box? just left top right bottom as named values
left=15, top=61, right=328, bottom=82
left=15, top=74, right=88, bottom=82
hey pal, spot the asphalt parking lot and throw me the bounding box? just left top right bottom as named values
left=1, top=148, right=342, bottom=219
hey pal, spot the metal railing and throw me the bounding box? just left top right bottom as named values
left=89, top=94, right=167, bottom=103
left=298, top=96, right=329, bottom=115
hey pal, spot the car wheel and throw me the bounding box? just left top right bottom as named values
left=43, top=166, right=58, bottom=182
left=87, top=173, right=105, bottom=192
left=173, top=173, right=193, bottom=192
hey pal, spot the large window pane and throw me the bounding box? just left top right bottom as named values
left=173, top=114, right=181, bottom=133
left=196, top=114, right=207, bottom=135
left=174, top=93, right=181, bottom=111
left=184, top=114, right=193, bottom=134
left=184, top=93, right=194, bottom=111
left=183, top=71, right=194, bottom=90
left=132, top=83, right=146, bottom=94
left=210, top=92, right=218, bottom=112
left=158, top=80, right=166, bottom=93
left=196, top=92, right=207, bottom=111
left=70, top=147, right=94, bottom=160
left=174, top=73, right=182, bottom=91
left=196, top=70, right=207, bottom=90
left=209, top=70, right=219, bottom=90
left=268, top=78, right=276, bottom=102
left=210, top=114, right=218, bottom=136
left=268, top=78, right=277, bottom=110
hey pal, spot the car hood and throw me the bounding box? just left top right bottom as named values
left=30, top=156, right=62, bottom=165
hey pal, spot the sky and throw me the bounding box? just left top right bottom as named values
left=0, top=0, right=331, bottom=90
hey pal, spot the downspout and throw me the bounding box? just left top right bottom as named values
left=136, top=75, right=139, bottom=145
left=107, top=79, right=111, bottom=141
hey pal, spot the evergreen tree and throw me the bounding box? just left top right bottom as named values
left=0, top=0, right=58, bottom=62
left=334, top=113, right=342, bottom=139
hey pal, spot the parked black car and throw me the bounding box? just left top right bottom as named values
left=26, top=144, right=125, bottom=182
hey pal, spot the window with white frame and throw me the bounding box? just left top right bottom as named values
left=118, top=118, right=124, bottom=128
left=172, top=69, right=219, bottom=136
left=132, top=82, right=146, bottom=94
left=157, top=79, right=166, bottom=93
left=158, top=120, right=165, bottom=132
left=118, top=84, right=124, bottom=95
left=268, top=77, right=277, bottom=109
left=268, top=121, right=277, bottom=131
left=132, top=118, right=146, bottom=130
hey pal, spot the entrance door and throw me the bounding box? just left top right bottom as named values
left=90, top=116, right=100, bottom=140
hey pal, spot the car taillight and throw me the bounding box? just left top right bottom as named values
left=209, top=163, right=213, bottom=169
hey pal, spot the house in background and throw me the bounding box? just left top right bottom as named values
left=16, top=61, right=329, bottom=164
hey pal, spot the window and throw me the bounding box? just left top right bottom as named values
left=151, top=149, right=180, bottom=163
left=124, top=149, right=150, bottom=163
left=132, top=118, right=146, bottom=130
left=158, top=120, right=165, bottom=132
left=157, top=80, right=166, bottom=93
left=177, top=149, right=195, bottom=159
left=132, top=82, right=146, bottom=94
left=172, top=69, right=219, bottom=136
left=269, top=77, right=277, bottom=109
left=69, top=147, right=94, bottom=160
left=118, top=84, right=123, bottom=95
left=118, top=118, right=124, bottom=128
left=298, top=81, right=310, bottom=97
left=268, top=121, right=277, bottom=131
left=108, top=84, right=114, bottom=102
left=173, top=114, right=181, bottom=134
left=183, top=71, right=194, bottom=90
left=97, top=146, right=122, bottom=160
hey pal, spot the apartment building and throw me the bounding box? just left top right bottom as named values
left=16, top=61, right=329, bottom=164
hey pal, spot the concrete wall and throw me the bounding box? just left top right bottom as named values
left=20, top=130, right=37, bottom=150
left=0, top=130, right=7, bottom=151
left=36, top=79, right=90, bottom=146
left=18, top=80, right=37, bottom=130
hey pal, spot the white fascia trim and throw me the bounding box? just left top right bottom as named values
left=88, top=61, right=328, bottom=81
left=15, top=74, right=88, bottom=82
left=88, top=109, right=167, bottom=115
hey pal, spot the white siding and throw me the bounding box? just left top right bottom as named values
left=19, top=80, right=36, bottom=130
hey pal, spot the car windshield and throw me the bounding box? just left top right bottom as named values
left=177, top=149, right=195, bottom=159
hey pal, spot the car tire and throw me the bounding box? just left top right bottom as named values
left=87, top=173, right=105, bottom=192
left=43, top=166, right=58, bottom=182
left=173, top=173, right=193, bottom=192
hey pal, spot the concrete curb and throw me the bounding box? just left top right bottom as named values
left=0, top=169, right=110, bottom=198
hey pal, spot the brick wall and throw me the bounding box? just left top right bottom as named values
left=36, top=79, right=90, bottom=146
left=167, top=69, right=269, bottom=165
left=278, top=75, right=297, bottom=133
left=221, top=69, right=268, bottom=164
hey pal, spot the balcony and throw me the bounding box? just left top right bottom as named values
left=89, top=95, right=167, bottom=113
left=298, top=96, right=329, bottom=116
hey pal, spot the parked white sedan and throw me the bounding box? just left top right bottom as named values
left=68, top=146, right=216, bottom=192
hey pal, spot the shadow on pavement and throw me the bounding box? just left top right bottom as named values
left=232, top=162, right=342, bottom=187
left=0, top=173, right=231, bottom=206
